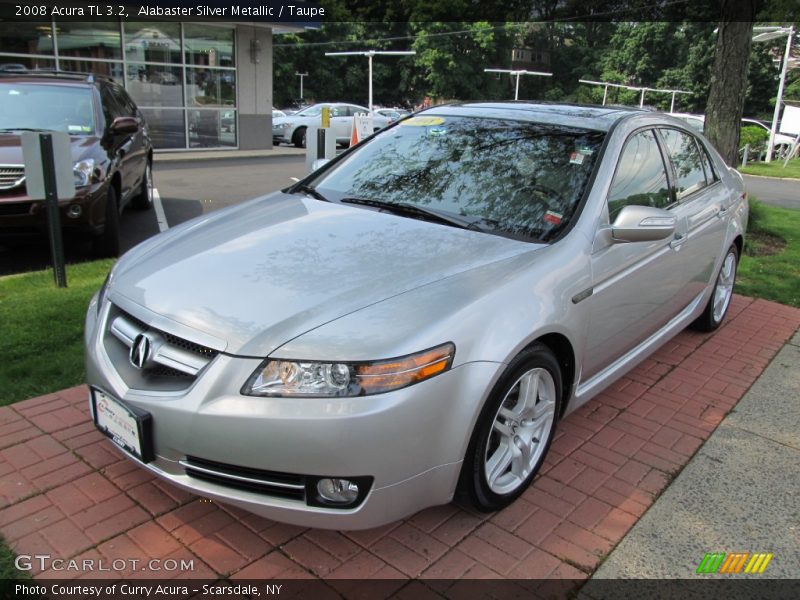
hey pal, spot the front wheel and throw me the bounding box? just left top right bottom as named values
left=459, top=344, right=562, bottom=512
left=690, top=244, right=738, bottom=332
left=292, top=127, right=307, bottom=148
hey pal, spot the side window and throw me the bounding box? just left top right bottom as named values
left=109, top=84, right=135, bottom=116
left=99, top=85, right=124, bottom=127
left=659, top=128, right=707, bottom=200
left=697, top=142, right=718, bottom=183
left=608, top=130, right=671, bottom=222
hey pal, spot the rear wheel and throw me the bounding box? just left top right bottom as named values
left=130, top=159, right=153, bottom=210
left=691, top=244, right=738, bottom=332
left=93, top=185, right=121, bottom=258
left=459, top=344, right=561, bottom=511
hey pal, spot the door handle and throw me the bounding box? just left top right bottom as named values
left=669, top=233, right=687, bottom=249
left=717, top=206, right=730, bottom=219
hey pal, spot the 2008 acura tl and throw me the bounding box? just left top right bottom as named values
left=85, top=103, right=747, bottom=529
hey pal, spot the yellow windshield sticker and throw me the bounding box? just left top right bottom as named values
left=401, top=116, right=446, bottom=126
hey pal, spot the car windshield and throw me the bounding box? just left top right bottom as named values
left=308, top=114, right=605, bottom=242
left=0, top=83, right=95, bottom=135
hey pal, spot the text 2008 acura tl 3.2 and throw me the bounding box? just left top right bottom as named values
left=85, top=103, right=747, bottom=529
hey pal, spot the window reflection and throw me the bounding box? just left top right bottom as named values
left=660, top=128, right=707, bottom=200
left=186, top=68, right=235, bottom=107
left=124, top=22, right=181, bottom=64
left=188, top=110, right=236, bottom=148
left=125, top=64, right=184, bottom=107
left=55, top=22, right=122, bottom=60
left=311, top=117, right=604, bottom=241
left=0, top=57, right=54, bottom=72
left=0, top=23, right=54, bottom=55
left=140, top=108, right=186, bottom=148
left=608, top=130, right=671, bottom=220
left=59, top=60, right=123, bottom=79
left=184, top=24, right=235, bottom=67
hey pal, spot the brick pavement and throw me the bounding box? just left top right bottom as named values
left=1, top=296, right=798, bottom=586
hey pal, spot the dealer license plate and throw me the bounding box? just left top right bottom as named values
left=90, top=387, right=153, bottom=463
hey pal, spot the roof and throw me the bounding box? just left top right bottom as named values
left=421, top=102, right=647, bottom=132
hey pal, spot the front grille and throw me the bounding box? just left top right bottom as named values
left=102, top=304, right=220, bottom=391
left=181, top=456, right=306, bottom=501
left=0, top=166, right=25, bottom=191
left=0, top=201, right=32, bottom=216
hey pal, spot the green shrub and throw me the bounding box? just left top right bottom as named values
left=740, top=125, right=769, bottom=155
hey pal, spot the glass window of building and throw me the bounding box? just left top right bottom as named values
left=184, top=24, right=235, bottom=67
left=141, top=108, right=186, bottom=148
left=124, top=22, right=182, bottom=64
left=54, top=22, right=122, bottom=60
left=0, top=22, right=54, bottom=56
left=125, top=63, right=184, bottom=107
left=186, top=68, right=236, bottom=107
left=59, top=59, right=123, bottom=79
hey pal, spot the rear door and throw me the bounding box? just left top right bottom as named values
left=657, top=127, right=729, bottom=304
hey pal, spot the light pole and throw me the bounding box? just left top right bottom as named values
left=484, top=69, right=553, bottom=100
left=295, top=72, right=308, bottom=101
left=752, top=26, right=796, bottom=162
left=324, top=50, right=416, bottom=110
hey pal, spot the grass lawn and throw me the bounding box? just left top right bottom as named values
left=739, top=158, right=800, bottom=179
left=0, top=259, right=113, bottom=406
left=737, top=199, right=800, bottom=308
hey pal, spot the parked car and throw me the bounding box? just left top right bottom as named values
left=374, top=108, right=403, bottom=122
left=272, top=108, right=286, bottom=120
left=86, top=102, right=747, bottom=529
left=669, top=112, right=796, bottom=159
left=0, top=71, right=153, bottom=256
left=272, top=102, right=392, bottom=147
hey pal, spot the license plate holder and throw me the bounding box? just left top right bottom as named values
left=90, top=387, right=154, bottom=463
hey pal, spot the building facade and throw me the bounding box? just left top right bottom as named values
left=0, top=20, right=297, bottom=150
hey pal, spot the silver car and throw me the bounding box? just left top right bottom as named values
left=85, top=103, right=747, bottom=530
left=272, top=102, right=392, bottom=148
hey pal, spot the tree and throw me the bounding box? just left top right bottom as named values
left=704, top=2, right=761, bottom=165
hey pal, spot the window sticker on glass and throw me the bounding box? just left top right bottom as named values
left=544, top=210, right=563, bottom=225
left=428, top=127, right=447, bottom=136
left=569, top=152, right=585, bottom=165
left=401, top=116, right=445, bottom=126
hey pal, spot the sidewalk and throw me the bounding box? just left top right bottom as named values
left=0, top=296, right=798, bottom=589
left=582, top=328, right=800, bottom=585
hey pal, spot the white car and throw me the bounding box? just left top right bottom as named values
left=669, top=112, right=796, bottom=157
left=272, top=103, right=392, bottom=148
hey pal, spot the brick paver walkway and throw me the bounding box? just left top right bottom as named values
left=2, top=296, right=799, bottom=583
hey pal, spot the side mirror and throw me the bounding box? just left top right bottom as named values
left=109, top=116, right=139, bottom=135
left=611, top=205, right=676, bottom=243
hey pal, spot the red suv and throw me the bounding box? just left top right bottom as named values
left=0, top=71, right=153, bottom=256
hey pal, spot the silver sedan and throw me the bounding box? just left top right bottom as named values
left=85, top=103, right=747, bottom=529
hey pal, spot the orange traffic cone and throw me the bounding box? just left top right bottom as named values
left=350, top=118, right=359, bottom=146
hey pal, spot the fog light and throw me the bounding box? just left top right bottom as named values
left=316, top=478, right=359, bottom=504
left=67, top=204, right=82, bottom=218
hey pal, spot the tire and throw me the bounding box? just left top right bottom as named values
left=93, top=185, right=121, bottom=258
left=130, top=159, right=153, bottom=211
left=292, top=127, right=307, bottom=148
left=458, top=344, right=562, bottom=512
left=690, top=244, right=738, bottom=332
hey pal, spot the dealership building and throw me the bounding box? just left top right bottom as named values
left=0, top=20, right=305, bottom=150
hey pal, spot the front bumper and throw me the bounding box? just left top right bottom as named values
left=0, top=181, right=107, bottom=236
left=85, top=294, right=502, bottom=529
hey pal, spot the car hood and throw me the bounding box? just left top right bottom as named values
left=111, top=193, right=537, bottom=357
left=0, top=132, right=99, bottom=164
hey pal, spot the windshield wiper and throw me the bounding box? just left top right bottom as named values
left=290, top=183, right=330, bottom=202
left=340, top=197, right=492, bottom=232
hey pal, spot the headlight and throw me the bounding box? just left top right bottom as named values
left=281, top=122, right=292, bottom=129
left=96, top=265, right=116, bottom=314
left=73, top=159, right=96, bottom=187
left=242, top=343, right=455, bottom=397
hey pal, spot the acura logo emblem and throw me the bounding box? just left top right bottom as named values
left=130, top=333, right=153, bottom=370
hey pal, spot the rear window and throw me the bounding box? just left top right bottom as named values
left=0, top=83, right=95, bottom=135
left=310, top=115, right=605, bottom=242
